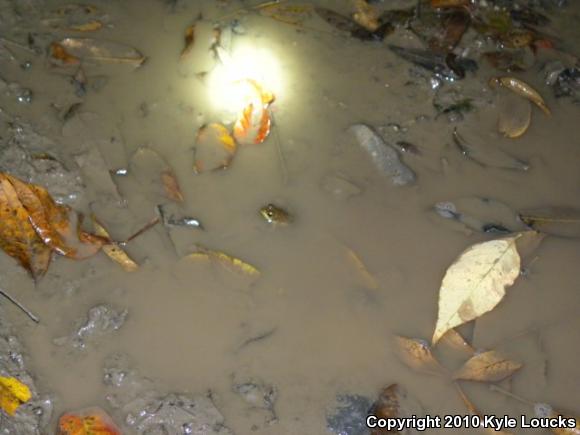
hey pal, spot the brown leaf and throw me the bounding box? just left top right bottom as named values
left=455, top=384, right=514, bottom=434
left=438, top=329, right=475, bottom=358
left=68, top=21, right=103, bottom=32
left=393, top=336, right=446, bottom=376
left=92, top=217, right=139, bottom=272
left=431, top=0, right=469, bottom=8
left=55, top=38, right=146, bottom=67
left=453, top=350, right=522, bottom=382
left=161, top=170, right=184, bottom=203
left=369, top=384, right=400, bottom=434
left=352, top=0, right=380, bottom=32
left=50, top=42, right=80, bottom=65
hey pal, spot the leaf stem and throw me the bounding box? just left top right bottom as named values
left=489, top=385, right=533, bottom=406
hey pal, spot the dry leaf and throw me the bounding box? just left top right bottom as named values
left=535, top=403, right=580, bottom=435
left=130, top=147, right=183, bottom=202
left=352, top=0, right=380, bottom=32
left=498, top=88, right=532, bottom=138
left=55, top=38, right=146, bottom=67
left=161, top=170, right=184, bottom=203
left=194, top=123, right=237, bottom=173
left=92, top=217, right=138, bottom=272
left=0, top=376, right=31, bottom=416
left=394, top=336, right=446, bottom=376
left=490, top=77, right=551, bottom=116
left=57, top=407, right=121, bottom=435
left=453, top=350, right=522, bottom=382
left=432, top=233, right=534, bottom=344
left=438, top=329, right=475, bottom=357
left=69, top=21, right=103, bottom=32
left=519, top=207, right=580, bottom=238
left=186, top=245, right=260, bottom=278
left=369, top=384, right=400, bottom=434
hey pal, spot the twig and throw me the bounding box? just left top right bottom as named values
left=121, top=216, right=161, bottom=245
left=489, top=385, right=533, bottom=406
left=0, top=290, right=39, bottom=323
left=270, top=113, right=289, bottom=185
left=0, top=37, right=37, bottom=54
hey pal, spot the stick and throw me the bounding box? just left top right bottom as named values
left=120, top=216, right=160, bottom=245
left=0, top=290, right=39, bottom=323
left=489, top=385, right=533, bottom=406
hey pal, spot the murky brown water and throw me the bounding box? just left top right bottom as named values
left=1, top=0, right=580, bottom=434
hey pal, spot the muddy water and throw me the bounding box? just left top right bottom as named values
left=1, top=0, right=580, bottom=434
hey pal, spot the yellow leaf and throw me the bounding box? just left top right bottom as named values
left=0, top=376, right=31, bottom=416
left=453, top=350, right=522, bottom=382
left=194, top=123, right=237, bottom=173
left=497, top=90, right=532, bottom=139
left=68, top=20, right=103, bottom=32
left=393, top=336, right=447, bottom=376
left=92, top=217, right=139, bottom=272
left=490, top=77, right=551, bottom=116
left=432, top=233, right=530, bottom=345
left=187, top=245, right=260, bottom=278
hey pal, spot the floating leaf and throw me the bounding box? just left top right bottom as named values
left=92, top=217, right=138, bottom=272
left=534, top=403, right=580, bottom=435
left=453, top=128, right=529, bottom=171
left=497, top=89, right=532, bottom=138
left=490, top=76, right=550, bottom=116
left=0, top=376, right=31, bottom=416
left=194, top=123, right=237, bottom=173
left=519, top=207, right=580, bottom=238
left=54, top=38, right=146, bottom=67
left=432, top=232, right=537, bottom=344
left=394, top=336, right=446, bottom=376
left=57, top=407, right=121, bottom=435
left=186, top=245, right=260, bottom=278
left=453, top=350, right=522, bottom=382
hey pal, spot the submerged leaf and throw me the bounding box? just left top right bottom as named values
left=0, top=376, right=31, bottom=416
left=438, top=329, right=475, bottom=357
left=92, top=218, right=139, bottom=272
left=161, top=170, right=184, bottom=203
left=534, top=404, right=580, bottom=435
left=55, top=38, right=146, bottom=67
left=453, top=350, right=523, bottom=382
left=432, top=233, right=536, bottom=344
left=345, top=247, right=378, bottom=290
left=259, top=3, right=313, bottom=25
left=50, top=42, right=80, bottom=65
left=369, top=384, right=400, bottom=434
left=394, top=336, right=446, bottom=376
left=130, top=147, right=183, bottom=202
left=194, top=123, right=237, bottom=173
left=497, top=90, right=532, bottom=138
left=186, top=245, right=260, bottom=278
left=57, top=407, right=121, bottom=435
left=455, top=384, right=514, bottom=434
left=180, top=24, right=196, bottom=60
left=490, top=76, right=550, bottom=116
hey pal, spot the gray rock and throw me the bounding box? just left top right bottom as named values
left=327, top=394, right=372, bottom=435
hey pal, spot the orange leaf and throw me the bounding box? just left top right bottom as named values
left=255, top=108, right=272, bottom=144
left=50, top=42, right=80, bottom=65
left=58, top=407, right=121, bottom=435
left=161, top=169, right=184, bottom=202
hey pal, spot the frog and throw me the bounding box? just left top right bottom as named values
left=259, top=203, right=292, bottom=226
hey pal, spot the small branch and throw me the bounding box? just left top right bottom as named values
left=120, top=216, right=160, bottom=245
left=0, top=290, right=39, bottom=323
left=489, top=385, right=533, bottom=407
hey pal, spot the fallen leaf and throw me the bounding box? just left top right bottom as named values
left=55, top=4, right=99, bottom=16
left=258, top=3, right=313, bottom=25
left=453, top=350, right=523, bottom=382
left=497, top=89, right=532, bottom=138
left=194, top=123, right=237, bottom=173
left=352, top=0, right=380, bottom=32
left=519, top=207, right=580, bottom=238
left=180, top=24, right=196, bottom=60
left=187, top=245, right=260, bottom=278
left=57, top=407, right=121, bottom=435
left=432, top=233, right=533, bottom=345
left=393, top=336, right=446, bottom=376
left=50, top=42, right=80, bottom=65
left=68, top=21, right=103, bottom=32
left=92, top=217, right=139, bottom=272
left=490, top=76, right=551, bottom=116
left=438, top=329, right=475, bottom=357
left=369, top=384, right=399, bottom=434
left=161, top=170, right=184, bottom=203
left=54, top=38, right=146, bottom=67
left=534, top=403, right=580, bottom=435
left=130, top=147, right=183, bottom=202
left=0, top=376, right=31, bottom=416
left=233, top=80, right=274, bottom=145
